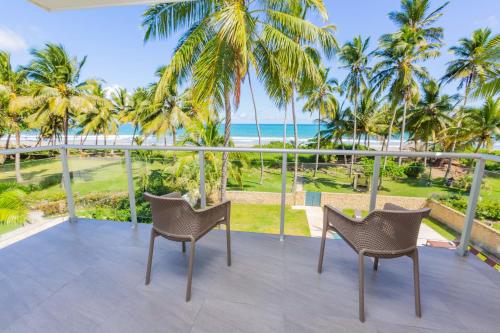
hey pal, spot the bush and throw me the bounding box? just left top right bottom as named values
left=404, top=162, right=425, bottom=178
left=431, top=193, right=500, bottom=221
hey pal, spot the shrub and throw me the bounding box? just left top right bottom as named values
left=431, top=193, right=500, bottom=221
left=404, top=162, right=425, bottom=178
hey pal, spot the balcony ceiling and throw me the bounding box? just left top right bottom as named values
left=28, top=0, right=182, bottom=11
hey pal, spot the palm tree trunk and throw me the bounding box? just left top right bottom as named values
left=5, top=134, right=11, bottom=150
left=444, top=89, right=469, bottom=179
left=283, top=104, right=288, bottom=148
left=131, top=125, right=138, bottom=146
left=15, top=130, right=23, bottom=183
left=350, top=98, right=358, bottom=177
left=424, top=138, right=429, bottom=167
left=63, top=111, right=69, bottom=146
left=248, top=73, right=264, bottom=184
left=220, top=89, right=231, bottom=202
left=340, top=137, right=348, bottom=165
left=291, top=87, right=299, bottom=193
left=398, top=100, right=408, bottom=165
left=474, top=139, right=483, bottom=153
left=380, top=106, right=398, bottom=190
left=313, top=108, right=321, bottom=178
left=172, top=129, right=177, bottom=161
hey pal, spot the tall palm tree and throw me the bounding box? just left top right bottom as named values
left=338, top=36, right=371, bottom=174
left=356, top=87, right=382, bottom=149
left=406, top=80, right=456, bottom=165
left=374, top=0, right=446, bottom=165
left=110, top=87, right=130, bottom=145
left=462, top=98, right=499, bottom=153
left=0, top=51, right=36, bottom=183
left=124, top=87, right=150, bottom=145
left=25, top=44, right=95, bottom=146
left=441, top=28, right=499, bottom=177
left=78, top=80, right=117, bottom=146
left=302, top=67, right=339, bottom=177
left=142, top=0, right=336, bottom=200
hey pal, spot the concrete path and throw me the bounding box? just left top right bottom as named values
left=294, top=206, right=448, bottom=245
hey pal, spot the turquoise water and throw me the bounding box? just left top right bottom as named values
left=115, top=123, right=324, bottom=139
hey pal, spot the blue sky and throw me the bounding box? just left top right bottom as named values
left=1, top=0, right=499, bottom=123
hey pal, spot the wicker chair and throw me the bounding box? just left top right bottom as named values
left=144, top=192, right=231, bottom=302
left=317, top=203, right=430, bottom=322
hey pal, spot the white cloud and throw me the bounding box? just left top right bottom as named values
left=475, top=15, right=498, bottom=28
left=0, top=27, right=27, bottom=52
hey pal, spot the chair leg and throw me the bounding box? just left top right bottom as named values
left=182, top=241, right=186, bottom=253
left=317, top=214, right=328, bottom=273
left=412, top=249, right=422, bottom=317
left=226, top=222, right=232, bottom=267
left=145, top=229, right=156, bottom=285
left=373, top=257, right=379, bottom=271
left=359, top=252, right=365, bottom=322
left=186, top=240, right=196, bottom=302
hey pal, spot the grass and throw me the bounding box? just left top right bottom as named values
left=342, top=209, right=457, bottom=241
left=0, top=223, right=22, bottom=235
left=230, top=203, right=310, bottom=236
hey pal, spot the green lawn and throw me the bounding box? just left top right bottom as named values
left=230, top=203, right=310, bottom=236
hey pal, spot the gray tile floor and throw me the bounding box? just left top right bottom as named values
left=1, top=220, right=499, bottom=332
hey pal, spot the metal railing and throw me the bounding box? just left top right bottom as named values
left=1, top=144, right=499, bottom=255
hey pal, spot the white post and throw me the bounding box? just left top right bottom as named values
left=456, top=158, right=485, bottom=256
left=60, top=148, right=76, bottom=223
left=280, top=153, right=287, bottom=242
left=199, top=150, right=206, bottom=209
left=125, top=150, right=137, bottom=228
left=369, top=156, right=381, bottom=212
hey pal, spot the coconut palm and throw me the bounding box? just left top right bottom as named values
left=406, top=80, right=456, bottom=165
left=110, top=87, right=131, bottom=145
left=25, top=44, right=95, bottom=146
left=338, top=36, right=371, bottom=174
left=78, top=80, right=117, bottom=146
left=372, top=28, right=439, bottom=165
left=0, top=51, right=37, bottom=182
left=441, top=28, right=499, bottom=177
left=123, top=87, right=150, bottom=145
left=302, top=67, right=339, bottom=177
left=387, top=0, right=448, bottom=46
left=356, top=87, right=383, bottom=149
left=374, top=0, right=446, bottom=164
left=462, top=98, right=499, bottom=153
left=142, top=0, right=336, bottom=200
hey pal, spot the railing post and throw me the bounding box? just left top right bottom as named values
left=125, top=150, right=137, bottom=228
left=280, top=152, right=287, bottom=242
left=456, top=158, right=485, bottom=256
left=369, top=156, right=381, bottom=212
left=199, top=150, right=206, bottom=209
left=60, top=148, right=76, bottom=223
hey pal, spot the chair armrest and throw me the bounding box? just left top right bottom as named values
left=383, top=203, right=408, bottom=211
left=324, top=205, right=365, bottom=225
left=195, top=201, right=231, bottom=230
left=161, top=192, right=182, bottom=199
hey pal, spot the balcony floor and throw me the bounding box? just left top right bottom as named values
left=1, top=220, right=499, bottom=333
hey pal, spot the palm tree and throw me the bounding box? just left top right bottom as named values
left=406, top=80, right=456, bottom=165
left=462, top=98, right=499, bottom=153
left=141, top=74, right=189, bottom=147
left=302, top=67, right=339, bottom=177
left=338, top=36, right=371, bottom=174
left=78, top=80, right=117, bottom=146
left=441, top=28, right=499, bottom=177
left=142, top=0, right=336, bottom=200
left=25, top=43, right=95, bottom=146
left=124, top=88, right=150, bottom=145
left=374, top=0, right=446, bottom=165
left=110, top=87, right=131, bottom=145
left=356, top=87, right=382, bottom=149
left=0, top=51, right=37, bottom=183
left=372, top=28, right=438, bottom=165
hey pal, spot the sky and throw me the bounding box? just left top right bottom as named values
left=1, top=0, right=499, bottom=123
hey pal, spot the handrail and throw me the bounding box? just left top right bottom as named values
left=1, top=144, right=499, bottom=162
left=0, top=143, right=495, bottom=255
